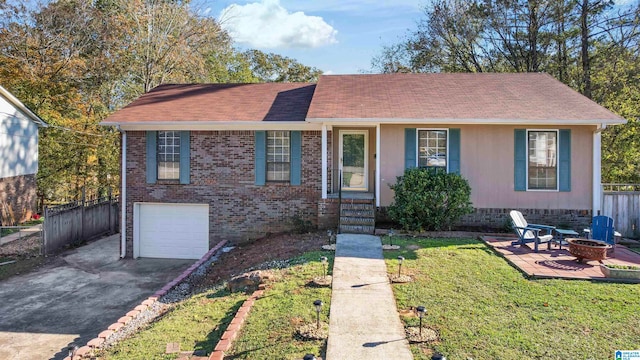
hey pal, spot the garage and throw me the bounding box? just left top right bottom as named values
left=134, top=203, right=209, bottom=259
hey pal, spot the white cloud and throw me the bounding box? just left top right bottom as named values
left=220, top=0, right=338, bottom=49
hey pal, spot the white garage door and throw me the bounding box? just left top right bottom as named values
left=135, top=203, right=209, bottom=259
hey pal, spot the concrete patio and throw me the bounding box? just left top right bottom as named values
left=482, top=235, right=640, bottom=282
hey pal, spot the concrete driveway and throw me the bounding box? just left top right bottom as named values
left=0, top=234, right=194, bottom=360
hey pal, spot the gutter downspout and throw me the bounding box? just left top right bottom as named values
left=118, top=127, right=127, bottom=258
left=321, top=125, right=327, bottom=199
left=592, top=124, right=606, bottom=216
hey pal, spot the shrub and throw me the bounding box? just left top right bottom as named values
left=388, top=168, right=473, bottom=231
left=290, top=214, right=316, bottom=234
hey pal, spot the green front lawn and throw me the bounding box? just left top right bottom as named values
left=384, top=237, right=640, bottom=360
left=101, top=251, right=333, bottom=360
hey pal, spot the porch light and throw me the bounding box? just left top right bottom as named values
left=320, top=256, right=328, bottom=279
left=397, top=256, right=405, bottom=277
left=416, top=305, right=426, bottom=336
left=313, top=300, right=323, bottom=329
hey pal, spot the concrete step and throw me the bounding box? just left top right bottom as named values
left=340, top=217, right=375, bottom=226
left=340, top=224, right=375, bottom=234
left=341, top=209, right=375, bottom=218
left=340, top=202, right=375, bottom=211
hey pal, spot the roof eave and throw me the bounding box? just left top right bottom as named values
left=305, top=117, right=627, bottom=126
left=101, top=120, right=320, bottom=131
left=0, top=85, right=48, bottom=127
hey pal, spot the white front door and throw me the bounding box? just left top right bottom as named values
left=339, top=130, right=368, bottom=191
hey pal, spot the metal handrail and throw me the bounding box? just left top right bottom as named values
left=338, top=169, right=342, bottom=234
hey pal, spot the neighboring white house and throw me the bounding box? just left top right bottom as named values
left=0, top=85, right=47, bottom=225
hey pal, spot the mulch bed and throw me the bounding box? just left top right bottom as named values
left=199, top=231, right=328, bottom=289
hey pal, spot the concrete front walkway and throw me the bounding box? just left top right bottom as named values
left=326, top=234, right=413, bottom=359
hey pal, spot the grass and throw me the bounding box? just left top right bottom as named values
left=226, top=250, right=332, bottom=359
left=384, top=236, right=640, bottom=360
left=101, top=250, right=333, bottom=360
left=102, top=289, right=246, bottom=360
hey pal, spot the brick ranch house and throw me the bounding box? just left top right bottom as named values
left=0, top=85, right=47, bottom=225
left=102, top=73, right=626, bottom=259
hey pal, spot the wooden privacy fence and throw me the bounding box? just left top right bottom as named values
left=43, top=194, right=119, bottom=255
left=602, top=184, right=640, bottom=239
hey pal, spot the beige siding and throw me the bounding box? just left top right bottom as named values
left=379, top=124, right=594, bottom=210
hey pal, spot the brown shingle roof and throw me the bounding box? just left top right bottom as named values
left=102, top=83, right=316, bottom=123
left=307, top=73, right=625, bottom=123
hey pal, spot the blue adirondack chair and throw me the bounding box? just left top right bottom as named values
left=583, top=215, right=618, bottom=254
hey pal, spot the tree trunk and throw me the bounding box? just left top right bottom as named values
left=580, top=0, right=592, bottom=98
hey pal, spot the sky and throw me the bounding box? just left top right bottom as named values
left=201, top=0, right=426, bottom=74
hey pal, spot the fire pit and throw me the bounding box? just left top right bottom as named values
left=566, top=238, right=611, bottom=262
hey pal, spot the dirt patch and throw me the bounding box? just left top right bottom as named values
left=200, top=231, right=328, bottom=288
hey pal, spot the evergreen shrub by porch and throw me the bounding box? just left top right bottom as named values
left=388, top=168, right=473, bottom=231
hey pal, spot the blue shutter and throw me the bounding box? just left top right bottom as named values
left=179, top=131, right=190, bottom=184
left=146, top=131, right=157, bottom=184
left=448, top=129, right=461, bottom=174
left=290, top=131, right=302, bottom=185
left=559, top=129, right=571, bottom=192
left=405, top=128, right=417, bottom=169
left=255, top=131, right=266, bottom=185
left=514, top=129, right=526, bottom=191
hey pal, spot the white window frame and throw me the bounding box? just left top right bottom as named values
left=266, top=130, right=291, bottom=182
left=526, top=129, right=559, bottom=192
left=157, top=131, right=180, bottom=180
left=416, top=128, right=449, bottom=172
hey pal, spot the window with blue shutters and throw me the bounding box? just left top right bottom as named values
left=255, top=130, right=302, bottom=185
left=405, top=128, right=460, bottom=173
left=514, top=129, right=570, bottom=192
left=146, top=130, right=190, bottom=184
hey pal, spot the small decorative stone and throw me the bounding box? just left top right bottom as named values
left=165, top=342, right=180, bottom=354
left=382, top=244, right=400, bottom=250
left=321, top=244, right=336, bottom=251
left=310, top=276, right=332, bottom=287
left=389, top=274, right=413, bottom=283
left=405, top=326, right=439, bottom=343
left=296, top=322, right=329, bottom=340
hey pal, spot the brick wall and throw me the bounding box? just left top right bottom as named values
left=377, top=206, right=592, bottom=233
left=124, top=131, right=323, bottom=257
left=0, top=173, right=37, bottom=225
left=460, top=208, right=593, bottom=232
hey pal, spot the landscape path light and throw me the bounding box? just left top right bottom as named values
left=388, top=229, right=395, bottom=246
left=313, top=299, right=323, bottom=329
left=303, top=354, right=317, bottom=360
left=68, top=345, right=78, bottom=360
left=397, top=255, right=405, bottom=277
left=431, top=353, right=446, bottom=360
left=416, top=305, right=426, bottom=336
left=320, top=256, right=328, bottom=279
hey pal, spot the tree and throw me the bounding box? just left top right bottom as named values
left=372, top=0, right=640, bottom=183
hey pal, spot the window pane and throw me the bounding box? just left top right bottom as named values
left=157, top=131, right=180, bottom=180
left=266, top=131, right=290, bottom=182
left=418, top=130, right=447, bottom=168
left=528, top=131, right=557, bottom=190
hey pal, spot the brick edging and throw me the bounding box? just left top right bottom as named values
left=208, top=286, right=265, bottom=360
left=64, top=240, right=229, bottom=360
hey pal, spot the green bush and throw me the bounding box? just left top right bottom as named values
left=388, top=168, right=473, bottom=231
